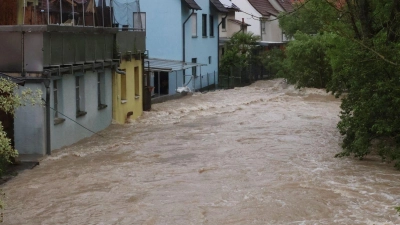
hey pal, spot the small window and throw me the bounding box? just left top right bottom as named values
left=192, top=13, right=197, bottom=37
left=192, top=58, right=197, bottom=77
left=133, top=12, right=146, bottom=31
left=208, top=56, right=211, bottom=64
left=209, top=15, right=214, bottom=37
left=121, top=73, right=127, bottom=101
left=262, top=21, right=266, bottom=34
left=98, top=72, right=107, bottom=110
left=221, top=47, right=225, bottom=56
left=202, top=14, right=207, bottom=37
left=53, top=79, right=65, bottom=124
left=134, top=66, right=140, bottom=98
left=75, top=76, right=86, bottom=117
left=221, top=17, right=226, bottom=31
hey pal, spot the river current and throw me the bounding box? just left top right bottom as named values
left=2, top=79, right=400, bottom=224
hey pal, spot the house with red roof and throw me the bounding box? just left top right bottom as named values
left=231, top=0, right=293, bottom=43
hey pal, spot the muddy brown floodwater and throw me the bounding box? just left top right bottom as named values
left=2, top=79, right=400, bottom=225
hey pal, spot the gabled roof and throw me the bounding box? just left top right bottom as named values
left=248, top=0, right=280, bottom=17
left=210, top=0, right=229, bottom=12
left=276, top=0, right=294, bottom=12
left=228, top=19, right=251, bottom=26
left=219, top=0, right=241, bottom=11
left=182, top=0, right=202, bottom=10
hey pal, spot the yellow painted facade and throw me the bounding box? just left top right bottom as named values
left=112, top=58, right=143, bottom=124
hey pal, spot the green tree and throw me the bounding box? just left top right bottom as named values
left=272, top=32, right=333, bottom=88
left=278, top=0, right=400, bottom=168
left=0, top=78, right=41, bottom=175
left=220, top=32, right=260, bottom=83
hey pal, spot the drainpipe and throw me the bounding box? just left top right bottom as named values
left=217, top=13, right=228, bottom=88
left=182, top=9, right=195, bottom=81
left=42, top=76, right=51, bottom=155
left=260, top=18, right=263, bottom=41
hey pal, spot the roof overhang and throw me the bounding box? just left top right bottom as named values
left=210, top=0, right=229, bottom=13
left=182, top=0, right=202, bottom=10
left=145, top=58, right=207, bottom=72
left=228, top=19, right=251, bottom=26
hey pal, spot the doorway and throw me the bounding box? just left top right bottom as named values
left=154, top=71, right=169, bottom=96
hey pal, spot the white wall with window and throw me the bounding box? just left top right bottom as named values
left=50, top=69, right=113, bottom=151
left=192, top=13, right=198, bottom=37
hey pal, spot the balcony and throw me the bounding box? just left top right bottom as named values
left=0, top=25, right=117, bottom=73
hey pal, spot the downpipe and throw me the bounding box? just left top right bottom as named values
left=182, top=9, right=195, bottom=85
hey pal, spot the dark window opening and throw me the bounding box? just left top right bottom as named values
left=154, top=71, right=169, bottom=96
left=209, top=15, right=214, bottom=36
left=192, top=58, right=197, bottom=76
left=202, top=14, right=207, bottom=37
left=221, top=17, right=226, bottom=31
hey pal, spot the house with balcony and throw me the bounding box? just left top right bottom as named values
left=231, top=0, right=293, bottom=44
left=0, top=0, right=119, bottom=156
left=137, top=0, right=227, bottom=98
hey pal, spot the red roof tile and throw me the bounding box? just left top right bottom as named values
left=276, top=0, right=294, bottom=12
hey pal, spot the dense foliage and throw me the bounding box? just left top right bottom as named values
left=0, top=78, right=41, bottom=176
left=276, top=0, right=400, bottom=168
left=220, top=32, right=260, bottom=77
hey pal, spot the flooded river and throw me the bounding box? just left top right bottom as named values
left=2, top=79, right=400, bottom=224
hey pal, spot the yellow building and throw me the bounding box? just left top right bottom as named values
left=113, top=56, right=143, bottom=124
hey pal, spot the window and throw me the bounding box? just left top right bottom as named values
left=202, top=14, right=207, bottom=37
left=192, top=13, right=197, bottom=37
left=209, top=15, right=214, bottom=37
left=75, top=76, right=86, bottom=117
left=192, top=58, right=197, bottom=77
left=133, top=12, right=146, bottom=31
left=208, top=56, right=212, bottom=64
left=53, top=79, right=65, bottom=124
left=262, top=21, right=266, bottom=34
left=221, top=17, right=226, bottom=31
left=98, top=72, right=107, bottom=110
left=121, top=73, right=127, bottom=102
left=221, top=47, right=225, bottom=56
left=134, top=66, right=140, bottom=98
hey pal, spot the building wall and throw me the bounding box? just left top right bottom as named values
left=168, top=70, right=185, bottom=95
left=264, top=17, right=282, bottom=42
left=141, top=0, right=219, bottom=92
left=14, top=83, right=46, bottom=155
left=14, top=69, right=113, bottom=155
left=50, top=69, right=113, bottom=151
left=231, top=0, right=261, bottom=35
left=139, top=0, right=183, bottom=60
left=112, top=59, right=143, bottom=124
left=219, top=11, right=237, bottom=38
left=183, top=0, right=219, bottom=89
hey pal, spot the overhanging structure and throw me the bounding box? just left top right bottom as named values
left=144, top=58, right=207, bottom=72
